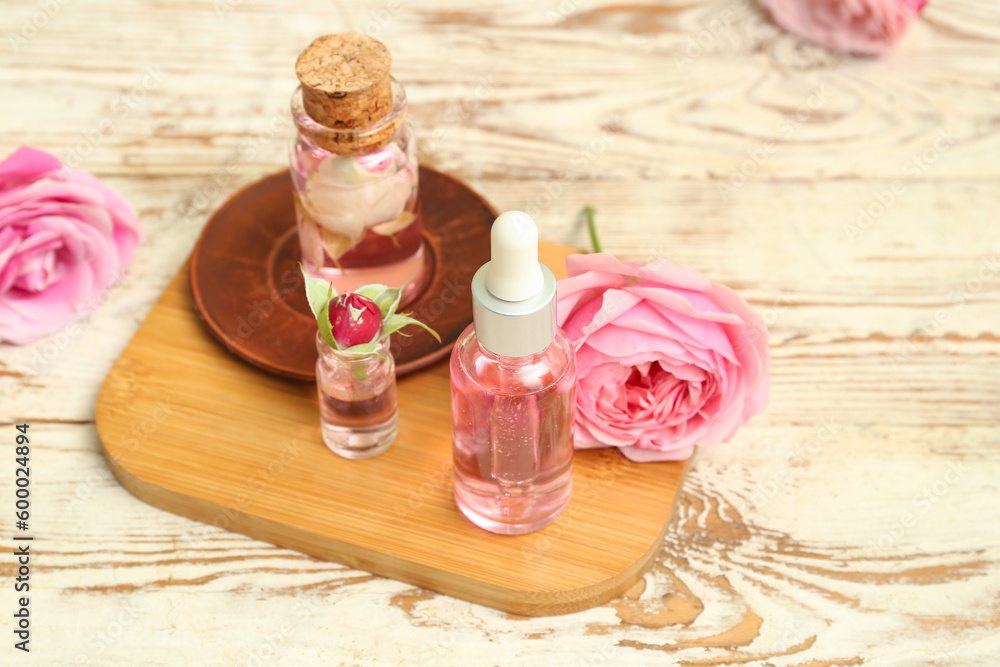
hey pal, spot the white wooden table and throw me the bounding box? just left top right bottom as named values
left=2, top=0, right=999, bottom=664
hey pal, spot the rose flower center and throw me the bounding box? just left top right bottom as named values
left=622, top=362, right=714, bottom=425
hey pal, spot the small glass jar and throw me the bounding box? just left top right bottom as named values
left=315, top=333, right=398, bottom=459
left=290, top=79, right=425, bottom=304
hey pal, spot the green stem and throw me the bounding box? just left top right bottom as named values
left=584, top=205, right=603, bottom=253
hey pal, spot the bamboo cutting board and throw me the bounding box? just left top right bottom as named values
left=95, top=242, right=685, bottom=617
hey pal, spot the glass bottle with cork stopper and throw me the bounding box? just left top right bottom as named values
left=290, top=33, right=425, bottom=303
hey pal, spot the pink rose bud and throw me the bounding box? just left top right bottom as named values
left=328, top=293, right=382, bottom=347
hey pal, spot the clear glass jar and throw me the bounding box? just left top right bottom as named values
left=291, top=79, right=425, bottom=303
left=315, top=333, right=398, bottom=459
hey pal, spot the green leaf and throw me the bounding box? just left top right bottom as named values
left=300, top=264, right=334, bottom=319
left=382, top=313, right=441, bottom=343
left=354, top=284, right=402, bottom=320
left=317, top=300, right=338, bottom=350
left=354, top=283, right=390, bottom=301
left=320, top=229, right=354, bottom=263
left=371, top=212, right=416, bottom=237
left=375, top=287, right=402, bottom=320
left=338, top=341, right=381, bottom=356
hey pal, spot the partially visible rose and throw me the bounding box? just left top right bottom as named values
left=301, top=144, right=417, bottom=257
left=329, top=292, right=382, bottom=347
left=759, top=0, right=927, bottom=56
left=557, top=253, right=769, bottom=462
left=0, top=146, right=143, bottom=345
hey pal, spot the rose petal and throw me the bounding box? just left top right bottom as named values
left=0, top=146, right=62, bottom=189
left=619, top=443, right=696, bottom=463
left=566, top=252, right=712, bottom=293
left=759, top=0, right=924, bottom=56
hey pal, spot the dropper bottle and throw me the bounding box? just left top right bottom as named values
left=449, top=211, right=577, bottom=535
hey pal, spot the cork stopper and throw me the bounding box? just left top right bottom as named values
left=294, top=33, right=403, bottom=155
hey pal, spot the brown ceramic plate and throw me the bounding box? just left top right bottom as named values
left=189, top=166, right=495, bottom=381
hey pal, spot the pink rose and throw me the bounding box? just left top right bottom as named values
left=557, top=253, right=769, bottom=462
left=0, top=146, right=143, bottom=344
left=759, top=0, right=927, bottom=56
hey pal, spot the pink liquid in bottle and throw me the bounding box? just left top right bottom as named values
left=450, top=327, right=576, bottom=534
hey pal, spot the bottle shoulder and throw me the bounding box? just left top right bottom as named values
left=451, top=325, right=576, bottom=396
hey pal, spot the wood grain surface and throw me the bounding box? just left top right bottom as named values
left=97, top=240, right=683, bottom=617
left=1, top=0, right=998, bottom=664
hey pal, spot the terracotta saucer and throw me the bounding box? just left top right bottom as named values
left=189, top=166, right=496, bottom=381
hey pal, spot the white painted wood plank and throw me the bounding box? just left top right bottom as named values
left=1, top=0, right=998, bottom=663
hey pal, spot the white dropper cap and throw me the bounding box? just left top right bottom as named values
left=472, top=211, right=557, bottom=358
left=486, top=211, right=545, bottom=302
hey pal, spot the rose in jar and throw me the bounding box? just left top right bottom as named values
left=299, top=144, right=417, bottom=260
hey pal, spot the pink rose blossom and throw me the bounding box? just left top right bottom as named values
left=759, top=0, right=927, bottom=56
left=0, top=146, right=143, bottom=344
left=557, top=253, right=769, bottom=462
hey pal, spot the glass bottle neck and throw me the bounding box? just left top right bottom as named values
left=291, top=78, right=408, bottom=157
left=317, top=332, right=392, bottom=361
left=476, top=339, right=546, bottom=369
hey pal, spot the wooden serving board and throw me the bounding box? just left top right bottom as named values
left=96, top=242, right=685, bottom=617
